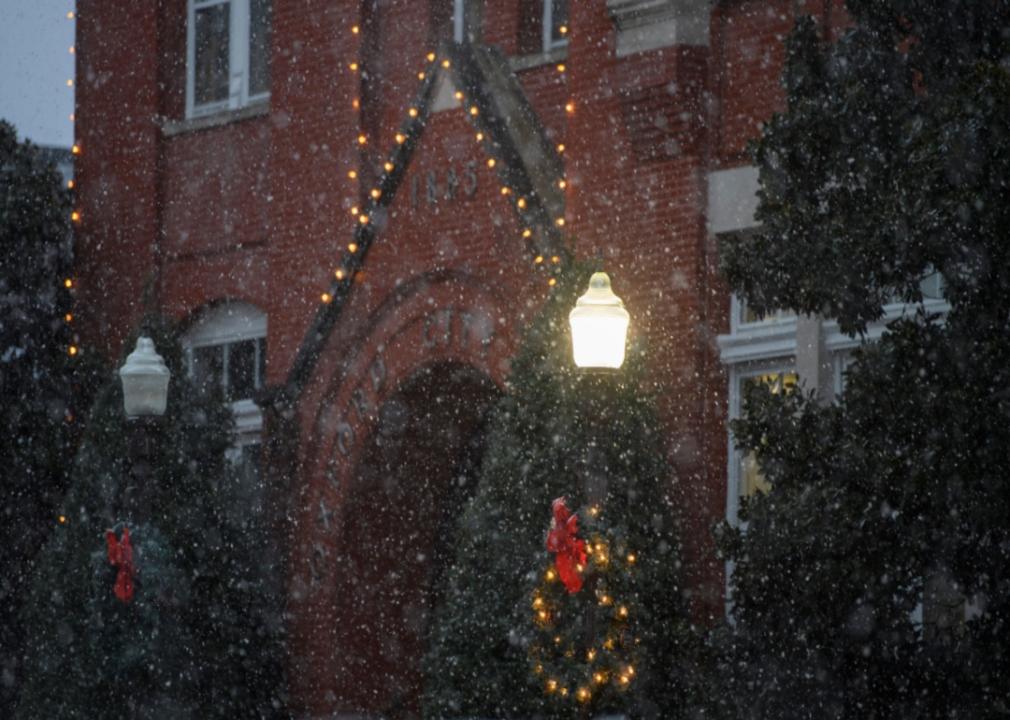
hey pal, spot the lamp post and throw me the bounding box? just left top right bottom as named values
left=118, top=336, right=171, bottom=521
left=568, top=271, right=630, bottom=371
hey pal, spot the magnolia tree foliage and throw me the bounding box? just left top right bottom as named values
left=713, top=4, right=1010, bottom=718
left=423, top=267, right=694, bottom=719
left=16, top=319, right=288, bottom=720
left=0, top=120, right=102, bottom=715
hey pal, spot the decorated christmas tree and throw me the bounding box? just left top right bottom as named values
left=0, top=120, right=102, bottom=715
left=16, top=318, right=288, bottom=720
left=424, top=266, right=693, bottom=718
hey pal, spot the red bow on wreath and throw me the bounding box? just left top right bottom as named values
left=546, top=497, right=587, bottom=594
left=105, top=526, right=135, bottom=604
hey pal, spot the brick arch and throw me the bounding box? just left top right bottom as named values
left=288, top=270, right=517, bottom=717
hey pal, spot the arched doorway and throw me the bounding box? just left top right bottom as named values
left=330, top=362, right=499, bottom=718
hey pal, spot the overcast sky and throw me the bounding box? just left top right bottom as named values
left=0, top=0, right=76, bottom=148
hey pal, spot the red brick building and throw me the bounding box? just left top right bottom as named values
left=72, top=1, right=854, bottom=716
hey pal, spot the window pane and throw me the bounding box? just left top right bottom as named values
left=256, top=336, right=267, bottom=389
left=194, top=3, right=230, bottom=106
left=249, top=0, right=271, bottom=97
left=549, top=0, right=568, bottom=44
left=228, top=339, right=257, bottom=400
left=739, top=371, right=797, bottom=498
left=192, top=345, right=225, bottom=395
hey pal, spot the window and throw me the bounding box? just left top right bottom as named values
left=187, top=0, right=271, bottom=118
left=728, top=369, right=798, bottom=523
left=183, top=302, right=268, bottom=511
left=543, top=0, right=569, bottom=51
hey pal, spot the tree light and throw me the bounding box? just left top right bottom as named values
left=569, top=272, right=630, bottom=370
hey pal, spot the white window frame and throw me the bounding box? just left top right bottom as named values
left=182, top=302, right=267, bottom=443
left=453, top=0, right=466, bottom=43
left=186, top=0, right=270, bottom=119
left=542, top=0, right=569, bottom=52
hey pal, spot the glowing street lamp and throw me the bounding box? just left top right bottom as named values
left=119, top=337, right=171, bottom=417
left=569, top=272, right=630, bottom=370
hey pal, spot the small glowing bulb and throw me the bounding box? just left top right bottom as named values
left=65, top=313, right=73, bottom=323
left=66, top=79, right=73, bottom=87
left=455, top=90, right=464, bottom=101
left=557, top=64, right=566, bottom=73
left=358, top=214, right=369, bottom=224
left=68, top=345, right=79, bottom=355
left=67, top=11, right=74, bottom=19
left=559, top=687, right=569, bottom=697
left=558, top=179, right=567, bottom=189
left=395, top=133, right=406, bottom=144
left=555, top=217, right=565, bottom=227
left=537, top=609, right=547, bottom=621
left=553, top=635, right=561, bottom=645
left=589, top=505, right=599, bottom=516
left=408, top=107, right=418, bottom=118
left=469, top=106, right=479, bottom=117
left=370, top=188, right=381, bottom=199
left=321, top=292, right=332, bottom=303
left=604, top=637, right=616, bottom=650
left=357, top=134, right=367, bottom=145
left=335, top=269, right=346, bottom=280
left=58, top=515, right=67, bottom=524
left=442, top=59, right=451, bottom=68
left=534, top=255, right=543, bottom=264
left=547, top=679, right=558, bottom=693
left=600, top=594, right=611, bottom=606
left=349, top=62, right=359, bottom=72
left=500, top=186, right=511, bottom=195
left=352, top=98, right=360, bottom=110
left=627, top=553, right=637, bottom=564
left=351, top=24, right=360, bottom=34
left=559, top=25, right=568, bottom=35
left=70, top=211, right=81, bottom=222
left=67, top=179, right=74, bottom=189
left=545, top=568, right=556, bottom=581
left=348, top=170, right=358, bottom=179
left=517, top=197, right=527, bottom=209
left=348, top=242, right=359, bottom=253
left=64, top=278, right=73, bottom=288
left=487, top=158, right=496, bottom=168
left=384, top=162, right=394, bottom=172
left=417, top=71, right=426, bottom=80
left=532, top=597, right=543, bottom=608
left=350, top=206, right=359, bottom=216
left=594, top=672, right=605, bottom=684
left=577, top=687, right=590, bottom=702
left=523, top=229, right=532, bottom=238
left=557, top=143, right=565, bottom=153
left=426, top=52, right=436, bottom=62
left=71, top=144, right=80, bottom=155
left=618, top=606, right=629, bottom=618
left=69, top=113, right=75, bottom=122
left=587, top=649, right=597, bottom=661
left=626, top=665, right=636, bottom=676
left=619, top=674, right=630, bottom=686
left=534, top=663, right=544, bottom=675
left=548, top=278, right=557, bottom=287
left=69, top=45, right=75, bottom=54
left=551, top=255, right=560, bottom=264
left=565, top=101, right=575, bottom=114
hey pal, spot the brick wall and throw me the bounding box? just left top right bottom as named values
left=72, top=0, right=838, bottom=713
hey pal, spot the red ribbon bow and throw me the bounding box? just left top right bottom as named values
left=546, top=497, right=587, bottom=594
left=105, top=526, right=135, bottom=604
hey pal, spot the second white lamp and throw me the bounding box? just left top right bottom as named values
left=569, top=271, right=630, bottom=370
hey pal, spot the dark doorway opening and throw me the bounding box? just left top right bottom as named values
left=331, top=362, right=499, bottom=718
